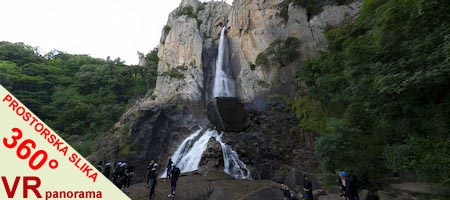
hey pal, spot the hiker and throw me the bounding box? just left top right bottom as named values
left=148, top=173, right=157, bottom=199
left=124, top=164, right=134, bottom=193
left=115, top=162, right=128, bottom=190
left=338, top=171, right=359, bottom=200
left=148, top=162, right=158, bottom=185
left=166, top=158, right=173, bottom=179
left=345, top=175, right=359, bottom=200
left=303, top=175, right=313, bottom=200
left=280, top=183, right=293, bottom=200
left=146, top=160, right=155, bottom=185
left=104, top=162, right=112, bottom=179
left=168, top=165, right=180, bottom=198
left=113, top=161, right=123, bottom=186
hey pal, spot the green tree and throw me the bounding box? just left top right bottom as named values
left=296, top=0, right=450, bottom=184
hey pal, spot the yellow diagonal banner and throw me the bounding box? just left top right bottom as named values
left=0, top=85, right=130, bottom=200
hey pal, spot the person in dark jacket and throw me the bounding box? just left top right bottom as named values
left=168, top=165, right=180, bottom=198
left=124, top=165, right=134, bottom=193
left=148, top=176, right=157, bottom=200
left=166, top=158, right=173, bottom=179
left=146, top=160, right=155, bottom=185
left=303, top=175, right=313, bottom=200
left=338, top=171, right=359, bottom=200
left=345, top=176, right=359, bottom=200
left=103, top=162, right=111, bottom=179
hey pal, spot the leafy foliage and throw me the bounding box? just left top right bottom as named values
left=257, top=37, right=300, bottom=67
left=296, top=0, right=450, bottom=184
left=176, top=5, right=196, bottom=18
left=255, top=52, right=269, bottom=66
left=161, top=68, right=184, bottom=79
left=0, top=41, right=159, bottom=156
left=163, top=25, right=171, bottom=36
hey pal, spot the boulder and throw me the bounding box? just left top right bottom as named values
left=359, top=189, right=373, bottom=200
left=390, top=182, right=450, bottom=196
left=313, top=189, right=327, bottom=197
left=376, top=190, right=419, bottom=200
left=238, top=186, right=285, bottom=200
left=199, top=138, right=223, bottom=170
left=207, top=97, right=245, bottom=132
left=376, top=190, right=395, bottom=200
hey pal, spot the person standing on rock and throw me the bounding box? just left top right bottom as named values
left=148, top=173, right=157, bottom=200
left=303, top=175, right=313, bottom=200
left=168, top=165, right=181, bottom=198
left=104, top=162, right=112, bottom=179
left=148, top=163, right=158, bottom=186
left=124, top=164, right=134, bottom=193
left=146, top=160, right=155, bottom=185
left=345, top=175, right=359, bottom=200
left=338, top=171, right=359, bottom=200
left=166, top=158, right=173, bottom=179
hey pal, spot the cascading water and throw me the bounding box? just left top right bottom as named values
left=213, top=27, right=235, bottom=97
left=161, top=129, right=215, bottom=177
left=162, top=26, right=251, bottom=180
left=213, top=133, right=252, bottom=179
left=163, top=129, right=251, bottom=179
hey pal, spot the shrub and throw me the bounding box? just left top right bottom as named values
left=197, top=19, right=203, bottom=28
left=176, top=5, right=196, bottom=18
left=161, top=68, right=184, bottom=79
left=255, top=52, right=269, bottom=66
left=257, top=37, right=300, bottom=67
left=163, top=25, right=171, bottom=36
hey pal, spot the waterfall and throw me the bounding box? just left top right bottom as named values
left=213, top=133, right=252, bottom=179
left=161, top=27, right=250, bottom=180
left=213, top=27, right=235, bottom=97
left=163, top=129, right=251, bottom=180
left=161, top=129, right=215, bottom=177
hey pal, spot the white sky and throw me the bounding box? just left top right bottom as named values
left=0, top=0, right=232, bottom=64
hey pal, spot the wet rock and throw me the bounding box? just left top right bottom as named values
left=207, top=97, right=245, bottom=132
left=199, top=138, right=223, bottom=170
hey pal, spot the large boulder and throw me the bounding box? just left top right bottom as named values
left=207, top=97, right=245, bottom=132
left=390, top=182, right=450, bottom=196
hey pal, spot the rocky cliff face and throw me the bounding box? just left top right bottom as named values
left=90, top=0, right=361, bottom=186
left=228, top=0, right=360, bottom=104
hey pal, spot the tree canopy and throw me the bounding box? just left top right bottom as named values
left=0, top=41, right=158, bottom=155
left=296, top=0, right=450, bottom=185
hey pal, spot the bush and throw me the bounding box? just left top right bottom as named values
left=161, top=68, right=184, bottom=79
left=163, top=25, right=171, bottom=35
left=385, top=137, right=450, bottom=184
left=176, top=5, right=196, bottom=18
left=255, top=53, right=269, bottom=66
left=197, top=19, right=203, bottom=28
left=257, top=37, right=300, bottom=67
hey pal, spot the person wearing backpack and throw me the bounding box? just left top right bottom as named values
left=168, top=165, right=180, bottom=198
left=124, top=164, right=134, bottom=193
